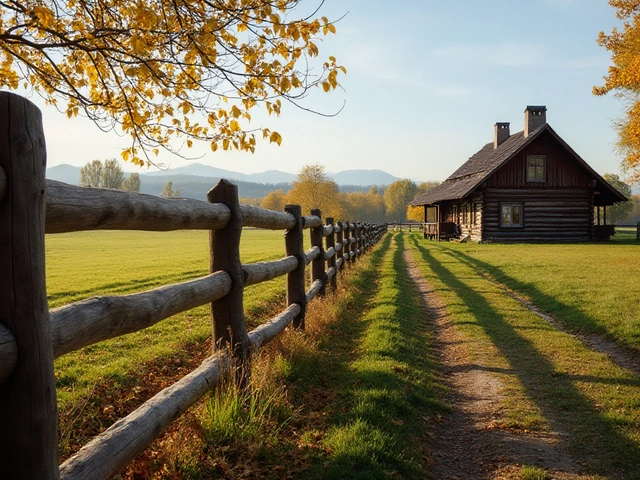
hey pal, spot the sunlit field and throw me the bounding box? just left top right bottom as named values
left=407, top=233, right=640, bottom=477
left=47, top=229, right=289, bottom=455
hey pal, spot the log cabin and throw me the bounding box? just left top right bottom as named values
left=410, top=106, right=628, bottom=242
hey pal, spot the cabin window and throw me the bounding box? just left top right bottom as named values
left=526, top=155, right=546, bottom=182
left=500, top=203, right=523, bottom=228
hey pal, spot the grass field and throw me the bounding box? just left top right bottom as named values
left=47, top=228, right=640, bottom=477
left=407, top=233, right=640, bottom=477
left=47, top=229, right=290, bottom=457
left=426, top=234, right=640, bottom=354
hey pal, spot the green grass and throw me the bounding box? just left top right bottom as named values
left=520, top=465, right=549, bottom=480
left=407, top=233, right=640, bottom=477
left=48, top=229, right=289, bottom=457
left=161, top=232, right=445, bottom=479
left=425, top=236, right=640, bottom=354
left=299, top=233, right=446, bottom=479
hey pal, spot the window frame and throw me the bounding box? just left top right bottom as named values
left=500, top=202, right=523, bottom=228
left=526, top=154, right=546, bottom=183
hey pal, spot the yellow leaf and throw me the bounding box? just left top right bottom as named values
left=187, top=139, right=193, bottom=148
left=269, top=131, right=282, bottom=146
left=322, top=81, right=330, bottom=92
left=230, top=119, right=241, bottom=132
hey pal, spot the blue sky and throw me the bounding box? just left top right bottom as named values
left=39, top=0, right=625, bottom=182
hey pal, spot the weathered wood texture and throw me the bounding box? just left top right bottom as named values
left=343, top=222, right=352, bottom=266
left=59, top=352, right=230, bottom=480
left=303, top=215, right=322, bottom=229
left=336, top=222, right=344, bottom=270
left=49, top=272, right=231, bottom=358
left=323, top=246, right=336, bottom=261
left=248, top=304, right=301, bottom=350
left=482, top=188, right=592, bottom=242
left=306, top=279, right=324, bottom=303
left=0, top=92, right=59, bottom=479
left=304, top=246, right=321, bottom=266
left=243, top=257, right=298, bottom=286
left=0, top=324, right=17, bottom=384
left=0, top=261, right=301, bottom=372
left=0, top=166, right=6, bottom=201
left=487, top=130, right=592, bottom=189
left=310, top=209, right=326, bottom=297
left=58, top=302, right=301, bottom=480
left=208, top=180, right=250, bottom=356
left=46, top=180, right=231, bottom=233
left=45, top=181, right=299, bottom=233
left=285, top=205, right=306, bottom=329
left=240, top=204, right=295, bottom=230
left=325, top=218, right=337, bottom=290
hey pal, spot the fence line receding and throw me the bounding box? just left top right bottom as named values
left=0, top=92, right=387, bottom=480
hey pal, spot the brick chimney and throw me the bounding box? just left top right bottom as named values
left=524, top=105, right=547, bottom=137
left=494, top=122, right=510, bottom=149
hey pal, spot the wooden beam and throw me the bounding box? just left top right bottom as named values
left=0, top=92, right=59, bottom=479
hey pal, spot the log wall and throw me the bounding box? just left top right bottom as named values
left=482, top=188, right=593, bottom=242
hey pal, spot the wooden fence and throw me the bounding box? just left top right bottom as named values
left=0, top=92, right=387, bottom=479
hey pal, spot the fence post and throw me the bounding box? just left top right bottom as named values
left=0, top=92, right=59, bottom=479
left=310, top=209, right=326, bottom=297
left=207, top=179, right=250, bottom=362
left=336, top=221, right=344, bottom=272
left=354, top=223, right=361, bottom=261
left=326, top=217, right=337, bottom=291
left=344, top=221, right=351, bottom=266
left=285, top=205, right=306, bottom=329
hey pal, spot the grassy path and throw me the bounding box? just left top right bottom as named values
left=407, top=233, right=640, bottom=479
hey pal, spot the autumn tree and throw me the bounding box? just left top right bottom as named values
left=79, top=160, right=104, bottom=187
left=102, top=159, right=125, bottom=189
left=595, top=1, right=640, bottom=183
left=261, top=189, right=288, bottom=212
left=603, top=173, right=633, bottom=223
left=122, top=173, right=141, bottom=192
left=406, top=181, right=440, bottom=222
left=161, top=181, right=180, bottom=198
left=0, top=1, right=345, bottom=165
left=79, top=158, right=125, bottom=189
left=342, top=190, right=385, bottom=222
left=287, top=164, right=342, bottom=218
left=384, top=179, right=417, bottom=221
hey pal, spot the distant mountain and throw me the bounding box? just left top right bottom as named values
left=329, top=169, right=400, bottom=186
left=45, top=164, right=404, bottom=200
left=46, top=164, right=81, bottom=185
left=145, top=163, right=249, bottom=180
left=143, top=163, right=295, bottom=184
left=246, top=170, right=296, bottom=184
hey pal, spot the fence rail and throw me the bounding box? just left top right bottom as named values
left=0, top=92, right=387, bottom=480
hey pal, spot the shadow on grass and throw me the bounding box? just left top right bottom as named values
left=301, top=233, right=446, bottom=480
left=444, top=247, right=640, bottom=357
left=409, top=236, right=640, bottom=478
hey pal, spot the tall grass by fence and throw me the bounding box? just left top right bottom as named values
left=0, top=92, right=386, bottom=479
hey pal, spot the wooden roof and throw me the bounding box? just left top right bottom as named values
left=410, top=124, right=628, bottom=207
